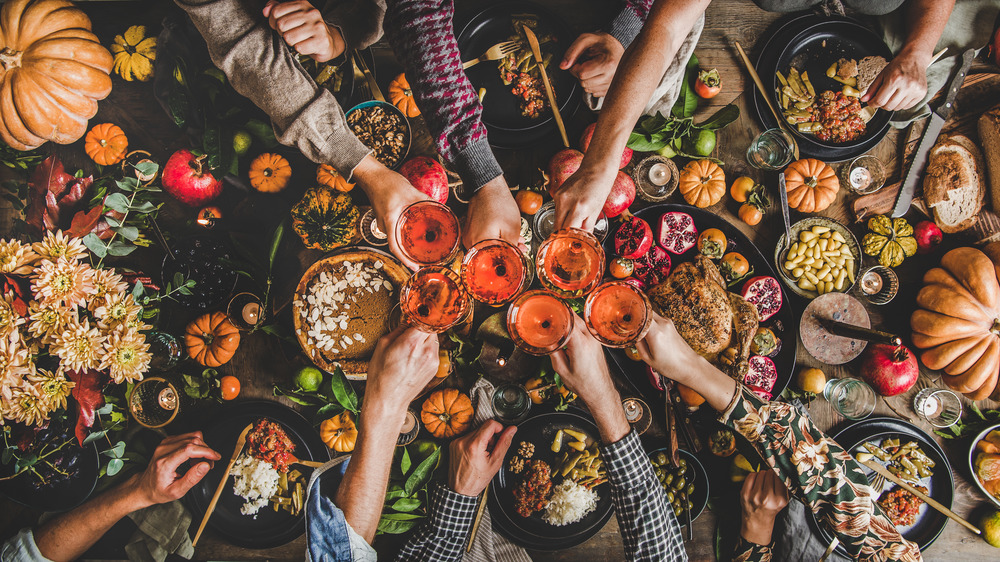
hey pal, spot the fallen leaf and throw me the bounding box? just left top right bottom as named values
left=67, top=205, right=105, bottom=239
left=67, top=370, right=106, bottom=447
left=26, top=156, right=73, bottom=231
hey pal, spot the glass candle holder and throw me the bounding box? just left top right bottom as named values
left=840, top=155, right=886, bottom=195
left=146, top=331, right=182, bottom=371
left=856, top=265, right=898, bottom=306
left=227, top=292, right=265, bottom=331
left=128, top=377, right=180, bottom=429
left=584, top=281, right=652, bottom=347
left=912, top=387, right=962, bottom=428
left=632, top=156, right=679, bottom=202
left=359, top=207, right=389, bottom=247
left=532, top=202, right=608, bottom=243
left=462, top=238, right=530, bottom=306
left=507, top=290, right=574, bottom=355
left=399, top=265, right=471, bottom=333
left=395, top=200, right=461, bottom=266
left=536, top=227, right=605, bottom=297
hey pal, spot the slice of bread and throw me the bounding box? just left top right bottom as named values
left=857, top=56, right=888, bottom=95
left=979, top=106, right=1000, bottom=212
left=923, top=134, right=986, bottom=233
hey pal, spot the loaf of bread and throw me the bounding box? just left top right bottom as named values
left=980, top=107, right=1000, bottom=212
left=923, top=134, right=986, bottom=233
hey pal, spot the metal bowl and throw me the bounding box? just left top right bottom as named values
left=773, top=216, right=862, bottom=300
left=969, top=422, right=1000, bottom=509
left=345, top=100, right=411, bottom=170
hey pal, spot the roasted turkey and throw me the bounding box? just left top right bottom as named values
left=648, top=255, right=759, bottom=378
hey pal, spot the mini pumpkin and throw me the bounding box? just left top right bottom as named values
left=678, top=159, right=726, bottom=208
left=320, top=411, right=358, bottom=453
left=249, top=153, right=292, bottom=192
left=863, top=215, right=917, bottom=268
left=184, top=311, right=241, bottom=367
left=291, top=185, right=360, bottom=250
left=784, top=158, right=839, bottom=213
left=84, top=123, right=128, bottom=166
left=316, top=164, right=355, bottom=192
left=421, top=388, right=473, bottom=439
left=388, top=73, right=420, bottom=118
left=110, top=25, right=156, bottom=82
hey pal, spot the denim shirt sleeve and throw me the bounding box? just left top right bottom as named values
left=1, top=529, right=52, bottom=562
left=305, top=460, right=376, bottom=562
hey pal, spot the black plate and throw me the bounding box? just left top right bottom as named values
left=488, top=408, right=615, bottom=550
left=751, top=15, right=894, bottom=162
left=185, top=400, right=330, bottom=549
left=456, top=2, right=580, bottom=147
left=160, top=236, right=238, bottom=310
left=603, top=204, right=796, bottom=401
left=646, top=448, right=710, bottom=522
left=0, top=441, right=99, bottom=512
left=810, top=417, right=953, bottom=554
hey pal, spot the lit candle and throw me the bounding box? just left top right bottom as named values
left=242, top=302, right=261, bottom=325
left=400, top=410, right=416, bottom=433
left=197, top=206, right=221, bottom=228
left=850, top=167, right=871, bottom=190
left=920, top=395, right=939, bottom=416
left=860, top=270, right=883, bottom=295
left=648, top=163, right=671, bottom=186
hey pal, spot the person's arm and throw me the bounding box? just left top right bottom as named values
left=32, top=433, right=220, bottom=562
left=395, top=420, right=516, bottom=561
left=554, top=0, right=711, bottom=231
left=551, top=317, right=686, bottom=561
left=862, top=0, right=955, bottom=111
left=637, top=314, right=922, bottom=561
left=335, top=326, right=440, bottom=543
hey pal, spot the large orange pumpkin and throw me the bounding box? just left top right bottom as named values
left=388, top=73, right=420, bottom=118
left=0, top=0, right=114, bottom=150
left=184, top=311, right=241, bottom=367
left=420, top=388, right=472, bottom=439
left=84, top=122, right=127, bottom=166
left=911, top=244, right=1000, bottom=400
left=678, top=159, right=726, bottom=208
left=316, top=164, right=354, bottom=192
left=249, top=152, right=291, bottom=192
left=784, top=158, right=839, bottom=213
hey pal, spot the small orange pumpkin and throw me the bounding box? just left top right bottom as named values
left=316, top=164, right=355, bottom=192
left=320, top=411, right=358, bottom=452
left=249, top=153, right=292, bottom=192
left=784, top=158, right=839, bottom=213
left=388, top=73, right=420, bottom=118
left=184, top=312, right=241, bottom=367
left=420, top=388, right=473, bottom=439
left=678, top=159, right=726, bottom=208
left=84, top=123, right=128, bottom=166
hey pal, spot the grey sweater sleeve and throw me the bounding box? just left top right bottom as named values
left=322, top=0, right=386, bottom=51
left=175, top=0, right=371, bottom=177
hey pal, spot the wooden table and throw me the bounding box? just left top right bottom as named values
left=1, top=0, right=998, bottom=560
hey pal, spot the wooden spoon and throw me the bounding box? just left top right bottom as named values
left=192, top=423, right=252, bottom=547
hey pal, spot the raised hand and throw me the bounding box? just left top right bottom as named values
left=448, top=420, right=517, bottom=496
left=364, top=325, right=441, bottom=423
left=263, top=0, right=345, bottom=63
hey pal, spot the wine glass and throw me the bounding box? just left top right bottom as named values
left=399, top=265, right=471, bottom=333
left=395, top=200, right=461, bottom=266
left=461, top=238, right=530, bottom=306
left=584, top=280, right=652, bottom=347
left=536, top=227, right=605, bottom=297
left=506, top=290, right=574, bottom=355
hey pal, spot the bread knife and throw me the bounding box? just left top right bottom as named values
left=891, top=48, right=976, bottom=218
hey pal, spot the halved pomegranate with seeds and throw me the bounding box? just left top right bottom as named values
left=633, top=245, right=671, bottom=286
left=743, top=355, right=777, bottom=401
left=614, top=216, right=653, bottom=259
left=740, top=276, right=782, bottom=321
left=658, top=212, right=698, bottom=254
left=603, top=171, right=636, bottom=218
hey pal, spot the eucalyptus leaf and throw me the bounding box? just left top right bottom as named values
left=132, top=280, right=144, bottom=299
left=115, top=226, right=140, bottom=241
left=105, top=215, right=122, bottom=228
left=95, top=403, right=114, bottom=415
left=134, top=160, right=159, bottom=178
left=82, top=233, right=107, bottom=258
left=106, top=458, right=124, bottom=476
left=83, top=430, right=107, bottom=445
left=105, top=192, right=130, bottom=214
left=108, top=241, right=136, bottom=256
left=131, top=201, right=158, bottom=213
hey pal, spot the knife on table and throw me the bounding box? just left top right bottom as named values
left=891, top=48, right=977, bottom=217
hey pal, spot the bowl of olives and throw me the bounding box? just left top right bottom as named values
left=648, top=448, right=710, bottom=521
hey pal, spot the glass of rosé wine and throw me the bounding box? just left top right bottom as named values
left=461, top=239, right=530, bottom=306
left=395, top=200, right=461, bottom=266
left=399, top=265, right=471, bottom=333
left=506, top=290, right=574, bottom=355
left=584, top=280, right=652, bottom=348
left=536, top=227, right=605, bottom=297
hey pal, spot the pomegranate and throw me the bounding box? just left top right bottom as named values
left=544, top=149, right=584, bottom=195
left=645, top=365, right=665, bottom=391
left=859, top=343, right=918, bottom=397
left=614, top=216, right=653, bottom=259
left=743, top=356, right=777, bottom=401
left=399, top=156, right=449, bottom=204
left=633, top=245, right=671, bottom=286
left=914, top=220, right=943, bottom=254
left=579, top=122, right=632, bottom=169
left=603, top=171, right=636, bottom=218
left=162, top=149, right=222, bottom=206
left=992, top=24, right=1000, bottom=67
left=740, top=276, right=783, bottom=321
left=657, top=212, right=698, bottom=254
left=623, top=276, right=646, bottom=292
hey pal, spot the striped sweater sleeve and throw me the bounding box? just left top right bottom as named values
left=383, top=0, right=503, bottom=191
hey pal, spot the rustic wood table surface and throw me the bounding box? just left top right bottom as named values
left=1, top=0, right=999, bottom=560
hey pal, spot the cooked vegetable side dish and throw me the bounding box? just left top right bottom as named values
left=498, top=17, right=556, bottom=119
left=247, top=418, right=296, bottom=474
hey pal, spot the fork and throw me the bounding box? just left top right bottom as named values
left=462, top=40, right=520, bottom=70
left=867, top=470, right=888, bottom=494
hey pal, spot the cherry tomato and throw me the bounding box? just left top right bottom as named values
left=696, top=228, right=727, bottom=259
left=610, top=257, right=634, bottom=278
left=739, top=203, right=763, bottom=226
left=730, top=176, right=757, bottom=203
left=220, top=375, right=241, bottom=400
left=694, top=68, right=722, bottom=99
left=720, top=252, right=750, bottom=283
left=515, top=190, right=544, bottom=215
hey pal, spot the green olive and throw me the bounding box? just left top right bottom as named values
left=664, top=473, right=674, bottom=486
left=686, top=483, right=695, bottom=496
left=666, top=490, right=674, bottom=503
left=674, top=476, right=686, bottom=489
left=677, top=458, right=688, bottom=470
left=687, top=500, right=693, bottom=510
left=673, top=506, right=682, bottom=516
left=655, top=453, right=668, bottom=465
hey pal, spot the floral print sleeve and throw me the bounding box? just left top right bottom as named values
left=719, top=385, right=922, bottom=562
left=732, top=536, right=771, bottom=562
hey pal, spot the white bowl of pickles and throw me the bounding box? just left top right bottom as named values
left=774, top=217, right=862, bottom=299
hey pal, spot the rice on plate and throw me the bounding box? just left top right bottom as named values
left=542, top=480, right=598, bottom=526
left=232, top=454, right=281, bottom=516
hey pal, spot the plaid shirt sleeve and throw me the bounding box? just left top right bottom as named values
left=600, top=430, right=687, bottom=561
left=394, top=481, right=479, bottom=561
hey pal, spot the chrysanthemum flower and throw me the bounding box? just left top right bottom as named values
left=93, top=293, right=143, bottom=331
left=32, top=258, right=96, bottom=309
left=101, top=328, right=150, bottom=384
left=31, top=231, right=87, bottom=263
left=90, top=268, right=129, bottom=306
left=50, top=318, right=106, bottom=374
left=5, top=382, right=50, bottom=427
left=26, top=300, right=74, bottom=345
left=0, top=294, right=25, bottom=339
left=28, top=368, right=74, bottom=413
left=0, top=239, right=38, bottom=275
left=0, top=331, right=32, bottom=400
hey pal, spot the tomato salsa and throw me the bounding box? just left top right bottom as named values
left=811, top=90, right=866, bottom=143
left=247, top=418, right=296, bottom=473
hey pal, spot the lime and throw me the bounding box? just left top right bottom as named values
left=691, top=130, right=717, bottom=157
left=294, top=366, right=324, bottom=392
left=232, top=130, right=252, bottom=156
left=411, top=440, right=441, bottom=468
left=656, top=144, right=676, bottom=158
left=983, top=509, right=1000, bottom=548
